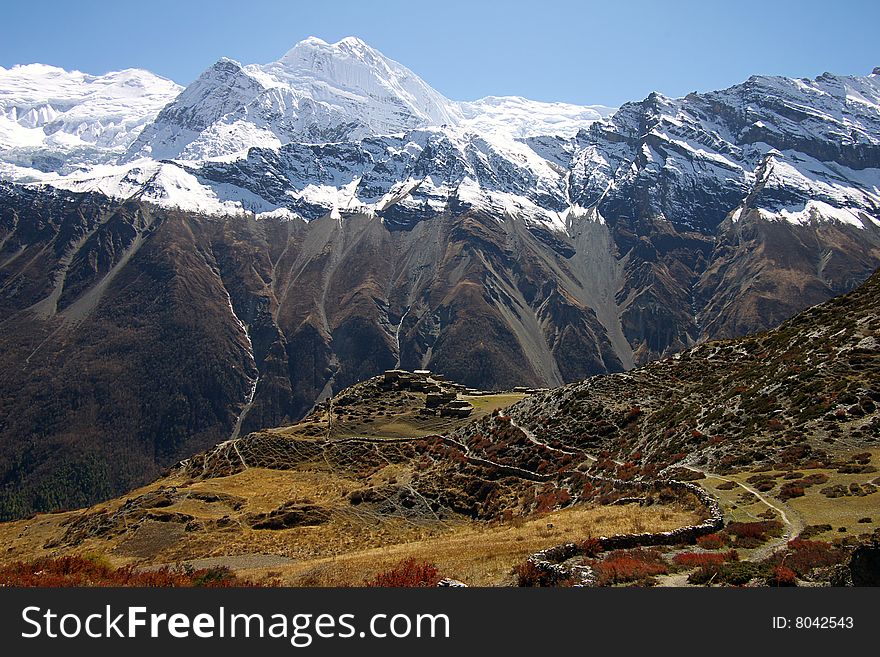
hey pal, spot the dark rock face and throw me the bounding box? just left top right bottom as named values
left=246, top=502, right=330, bottom=530
left=850, top=544, right=880, bottom=586
left=0, top=188, right=263, bottom=520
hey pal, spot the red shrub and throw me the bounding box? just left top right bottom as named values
left=593, top=549, right=668, bottom=586
left=696, top=533, right=728, bottom=550
left=726, top=521, right=783, bottom=541
left=778, top=483, right=805, bottom=500
left=367, top=558, right=441, bottom=587
left=513, top=561, right=574, bottom=587
left=535, top=487, right=572, bottom=513
left=771, top=539, right=845, bottom=577
left=595, top=458, right=617, bottom=472
left=580, top=537, right=603, bottom=557
left=615, top=463, right=639, bottom=481
left=672, top=550, right=739, bottom=568
left=768, top=565, right=797, bottom=586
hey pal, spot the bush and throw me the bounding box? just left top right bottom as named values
left=513, top=561, right=573, bottom=587
left=800, top=524, right=833, bottom=539
left=724, top=521, right=784, bottom=547
left=778, top=483, right=805, bottom=500
left=534, top=487, right=572, bottom=514
left=768, top=565, right=797, bottom=586
left=366, top=559, right=441, bottom=587
left=720, top=562, right=767, bottom=585
left=726, top=521, right=783, bottom=540
left=696, top=533, right=728, bottom=550
left=593, top=549, right=668, bottom=586
left=672, top=550, right=739, bottom=568
left=580, top=537, right=603, bottom=557
left=688, top=562, right=767, bottom=586
left=766, top=539, right=845, bottom=577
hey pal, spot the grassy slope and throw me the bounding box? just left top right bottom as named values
left=0, top=383, right=701, bottom=586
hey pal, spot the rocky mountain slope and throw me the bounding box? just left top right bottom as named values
left=5, top=41, right=878, bottom=365
left=490, top=266, right=880, bottom=476
left=1, top=39, right=880, bottom=517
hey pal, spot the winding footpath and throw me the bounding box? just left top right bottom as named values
left=506, top=417, right=577, bottom=456
left=682, top=464, right=804, bottom=562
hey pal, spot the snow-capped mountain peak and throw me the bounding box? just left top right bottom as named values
left=276, top=35, right=391, bottom=73
left=263, top=35, right=459, bottom=129
left=121, top=36, right=613, bottom=164
left=122, top=36, right=464, bottom=163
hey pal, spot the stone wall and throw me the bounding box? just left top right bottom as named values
left=526, top=479, right=724, bottom=585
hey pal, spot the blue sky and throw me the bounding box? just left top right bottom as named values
left=0, top=0, right=876, bottom=106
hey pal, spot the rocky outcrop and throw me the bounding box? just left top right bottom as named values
left=245, top=502, right=330, bottom=530
left=849, top=543, right=880, bottom=586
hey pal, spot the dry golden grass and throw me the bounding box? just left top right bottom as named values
left=462, top=393, right=525, bottom=411
left=0, top=457, right=701, bottom=587
left=246, top=504, right=699, bottom=587
left=8, top=439, right=872, bottom=587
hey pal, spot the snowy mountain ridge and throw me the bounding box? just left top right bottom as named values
left=0, top=64, right=181, bottom=173
left=0, top=37, right=879, bottom=237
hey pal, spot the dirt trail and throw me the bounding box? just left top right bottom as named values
left=683, top=465, right=804, bottom=562
left=507, top=416, right=576, bottom=456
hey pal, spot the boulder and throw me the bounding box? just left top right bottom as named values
left=850, top=544, right=880, bottom=586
